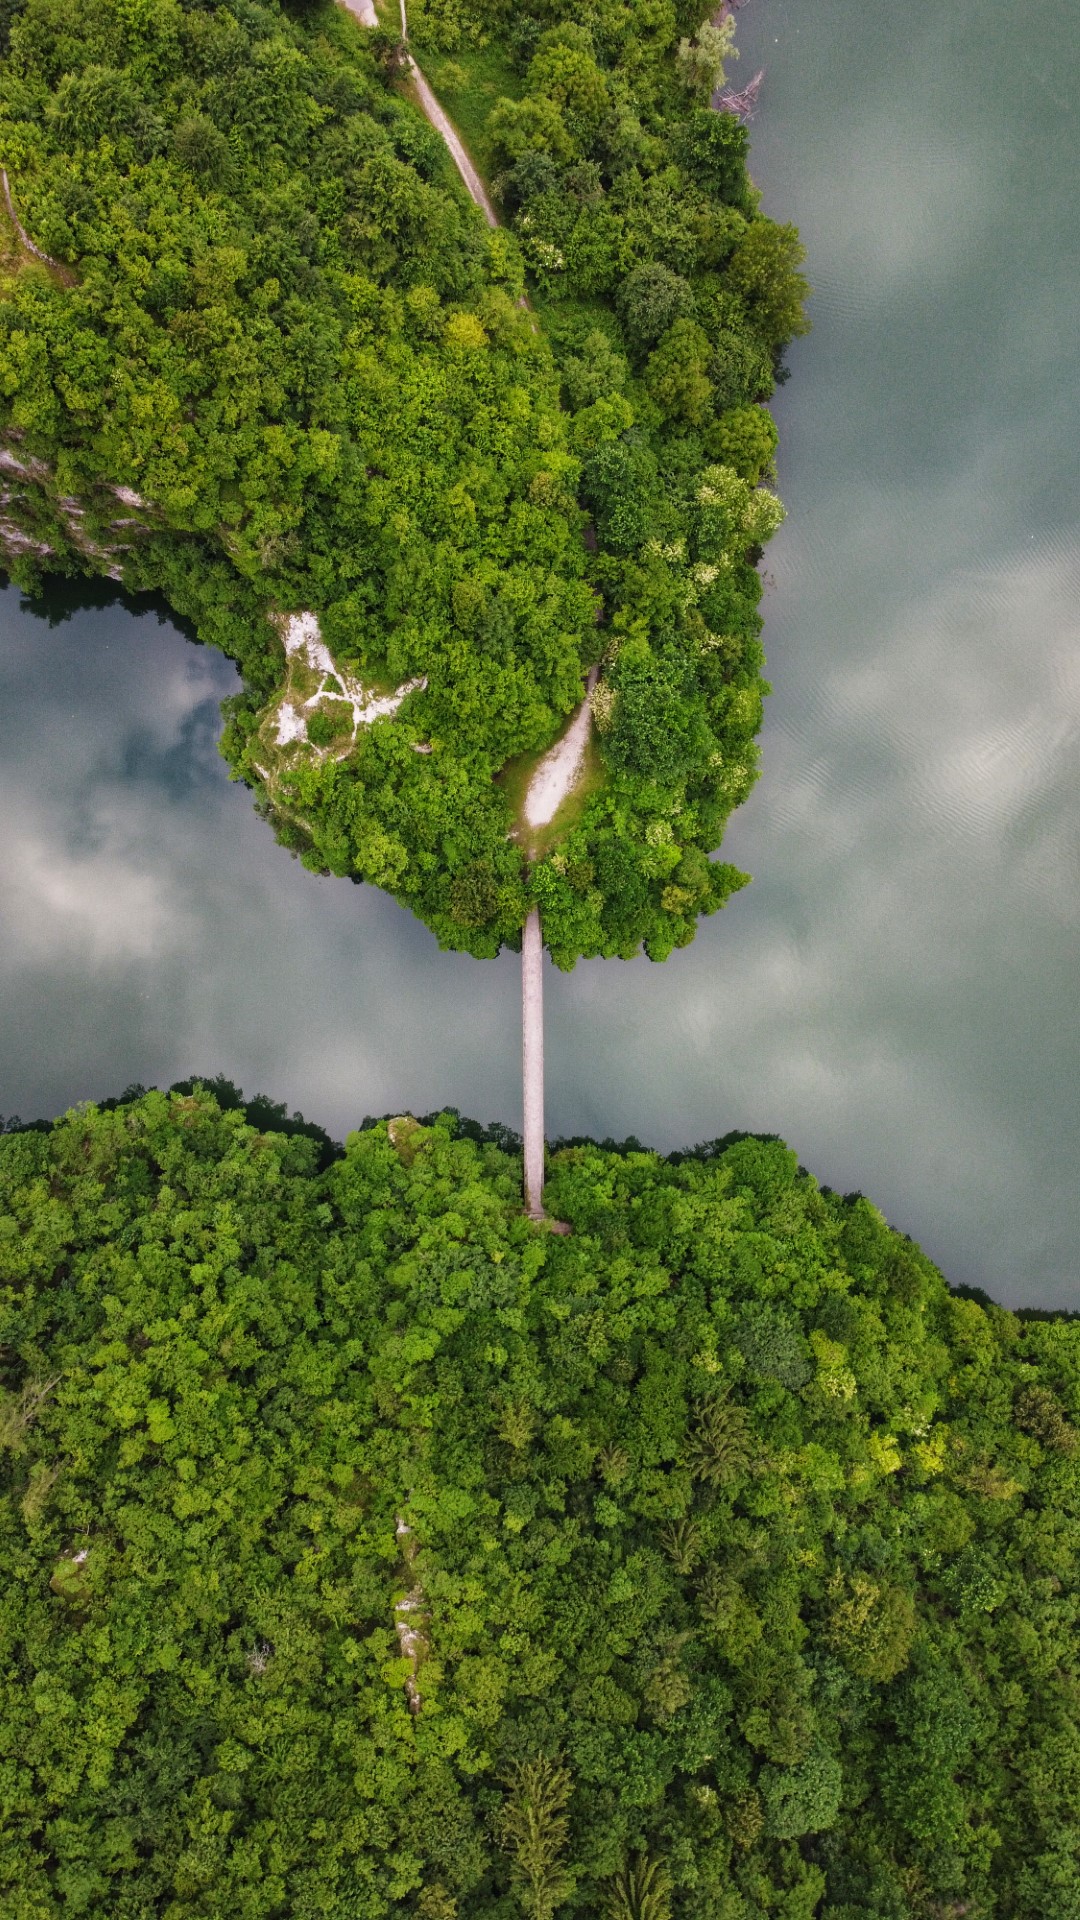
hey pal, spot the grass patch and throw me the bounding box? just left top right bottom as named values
left=0, top=203, right=71, bottom=294
left=414, top=42, right=523, bottom=188
left=496, top=727, right=606, bottom=862
left=529, top=288, right=625, bottom=350
left=306, top=697, right=355, bottom=750
left=0, top=205, right=25, bottom=289
left=252, top=622, right=428, bottom=795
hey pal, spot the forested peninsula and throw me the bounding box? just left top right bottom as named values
left=2, top=1085, right=1080, bottom=1918
left=0, top=0, right=807, bottom=964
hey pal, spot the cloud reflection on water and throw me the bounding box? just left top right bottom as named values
left=2, top=0, right=1079, bottom=1308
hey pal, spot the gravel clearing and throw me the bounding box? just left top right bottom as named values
left=278, top=611, right=427, bottom=745
left=523, top=667, right=599, bottom=830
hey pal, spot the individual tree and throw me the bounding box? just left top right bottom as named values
left=615, top=262, right=696, bottom=355
left=527, top=27, right=610, bottom=149
left=499, top=1756, right=574, bottom=1918
left=675, top=14, right=737, bottom=100
left=675, top=107, right=753, bottom=206
left=726, top=218, right=812, bottom=351
left=643, top=317, right=714, bottom=426
left=605, top=1855, right=672, bottom=1920
left=707, top=402, right=778, bottom=482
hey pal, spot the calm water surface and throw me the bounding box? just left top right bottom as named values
left=1, top=0, right=1078, bottom=1306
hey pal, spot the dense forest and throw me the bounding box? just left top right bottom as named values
left=0, top=0, right=807, bottom=963
left=2, top=1085, right=1079, bottom=1917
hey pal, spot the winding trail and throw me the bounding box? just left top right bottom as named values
left=1, top=168, right=62, bottom=270
left=340, top=0, right=498, bottom=223
left=340, top=0, right=596, bottom=1219
left=523, top=666, right=599, bottom=833
left=393, top=1513, right=425, bottom=1713
left=519, top=665, right=598, bottom=1218
left=409, top=65, right=499, bottom=226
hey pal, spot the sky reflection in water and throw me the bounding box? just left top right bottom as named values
left=1, top=0, right=1078, bottom=1308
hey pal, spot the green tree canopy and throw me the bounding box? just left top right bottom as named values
left=1, top=1086, right=1078, bottom=1917
left=0, top=0, right=809, bottom=965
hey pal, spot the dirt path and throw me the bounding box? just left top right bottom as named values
left=275, top=610, right=426, bottom=747
left=393, top=1514, right=425, bottom=1713
left=339, top=0, right=582, bottom=1221
left=340, top=0, right=499, bottom=225
left=1, top=169, right=61, bottom=270
left=523, top=666, right=599, bottom=832
left=408, top=66, right=499, bottom=227
left=519, top=662, right=600, bottom=1223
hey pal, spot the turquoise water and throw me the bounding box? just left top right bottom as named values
left=1, top=0, right=1078, bottom=1306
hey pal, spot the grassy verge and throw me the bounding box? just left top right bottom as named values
left=412, top=42, right=522, bottom=188
left=0, top=205, right=24, bottom=290
left=496, top=728, right=605, bottom=862
left=0, top=203, right=71, bottom=294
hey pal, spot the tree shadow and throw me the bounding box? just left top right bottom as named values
left=3, top=571, right=201, bottom=647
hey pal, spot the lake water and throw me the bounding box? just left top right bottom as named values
left=1, top=0, right=1078, bottom=1308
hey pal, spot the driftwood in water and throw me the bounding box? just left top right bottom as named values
left=714, top=68, right=765, bottom=120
